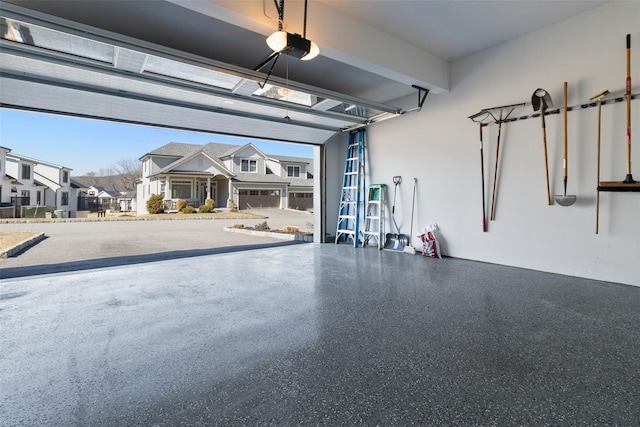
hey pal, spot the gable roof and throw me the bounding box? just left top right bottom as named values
left=7, top=152, right=71, bottom=170
left=92, top=184, right=126, bottom=195
left=71, top=178, right=88, bottom=189
left=153, top=148, right=232, bottom=177
left=143, top=141, right=242, bottom=159
left=201, top=142, right=249, bottom=159
left=269, top=154, right=311, bottom=164
left=216, top=143, right=268, bottom=160
left=142, top=142, right=203, bottom=158
left=33, top=172, right=59, bottom=190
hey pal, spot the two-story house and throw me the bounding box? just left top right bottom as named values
left=4, top=150, right=76, bottom=217
left=137, top=142, right=313, bottom=214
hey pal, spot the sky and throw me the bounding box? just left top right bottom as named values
left=0, top=109, right=314, bottom=176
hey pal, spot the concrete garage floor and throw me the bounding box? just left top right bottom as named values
left=1, top=243, right=639, bottom=425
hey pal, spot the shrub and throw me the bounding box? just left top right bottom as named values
left=176, top=199, right=187, bottom=212
left=199, top=204, right=213, bottom=213
left=231, top=223, right=244, bottom=228
left=181, top=205, right=196, bottom=214
left=229, top=200, right=238, bottom=212
left=282, top=225, right=299, bottom=233
left=254, top=221, right=270, bottom=231
left=205, top=198, right=215, bottom=209
left=146, top=194, right=164, bottom=214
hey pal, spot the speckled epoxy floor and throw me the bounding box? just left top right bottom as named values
left=1, top=244, right=639, bottom=425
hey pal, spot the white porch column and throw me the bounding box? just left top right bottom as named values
left=206, top=177, right=211, bottom=200
left=227, top=179, right=233, bottom=207
left=164, top=177, right=170, bottom=199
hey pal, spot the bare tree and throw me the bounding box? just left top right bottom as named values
left=113, top=159, right=142, bottom=190
left=97, top=167, right=115, bottom=177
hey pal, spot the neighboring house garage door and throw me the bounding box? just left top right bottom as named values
left=238, top=190, right=280, bottom=210
left=289, top=192, right=313, bottom=210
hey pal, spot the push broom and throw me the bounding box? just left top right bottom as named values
left=598, top=34, right=640, bottom=192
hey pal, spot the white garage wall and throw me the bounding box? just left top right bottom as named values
left=326, top=2, right=639, bottom=286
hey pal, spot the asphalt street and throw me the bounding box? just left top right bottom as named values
left=0, top=208, right=313, bottom=278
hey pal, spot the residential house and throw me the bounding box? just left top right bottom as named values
left=0, top=146, right=13, bottom=207
left=86, top=185, right=133, bottom=212
left=137, top=142, right=313, bottom=214
left=4, top=150, right=76, bottom=217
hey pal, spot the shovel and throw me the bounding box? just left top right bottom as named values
left=555, top=82, right=576, bottom=207
left=532, top=88, right=553, bottom=205
left=384, top=176, right=408, bottom=251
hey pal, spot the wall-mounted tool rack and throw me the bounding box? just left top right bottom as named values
left=469, top=94, right=638, bottom=126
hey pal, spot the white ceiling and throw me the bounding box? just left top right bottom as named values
left=0, top=0, right=611, bottom=143
left=321, top=0, right=610, bottom=62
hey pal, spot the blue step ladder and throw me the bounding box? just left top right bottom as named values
left=335, top=130, right=366, bottom=247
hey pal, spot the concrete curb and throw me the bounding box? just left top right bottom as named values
left=1, top=232, right=46, bottom=259
left=223, top=227, right=313, bottom=242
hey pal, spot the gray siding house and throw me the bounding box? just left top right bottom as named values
left=137, top=142, right=313, bottom=213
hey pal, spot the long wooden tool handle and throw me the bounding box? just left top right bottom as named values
left=626, top=34, right=632, bottom=175
left=480, top=124, right=487, bottom=232
left=563, top=82, right=568, bottom=189
left=542, top=112, right=551, bottom=205
left=490, top=122, right=501, bottom=221
left=596, top=100, right=602, bottom=234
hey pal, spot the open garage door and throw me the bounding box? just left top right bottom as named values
left=0, top=4, right=402, bottom=146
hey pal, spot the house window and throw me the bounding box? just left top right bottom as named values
left=287, top=166, right=300, bottom=177
left=160, top=182, right=166, bottom=194
left=61, top=192, right=69, bottom=206
left=62, top=170, right=69, bottom=183
left=171, top=180, right=191, bottom=199
left=21, top=190, right=30, bottom=205
left=241, top=159, right=257, bottom=173
left=22, top=164, right=31, bottom=179
left=249, top=190, right=259, bottom=196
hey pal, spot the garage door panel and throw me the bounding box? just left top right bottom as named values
left=0, top=76, right=336, bottom=145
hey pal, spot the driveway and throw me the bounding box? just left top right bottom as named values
left=0, top=208, right=313, bottom=279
